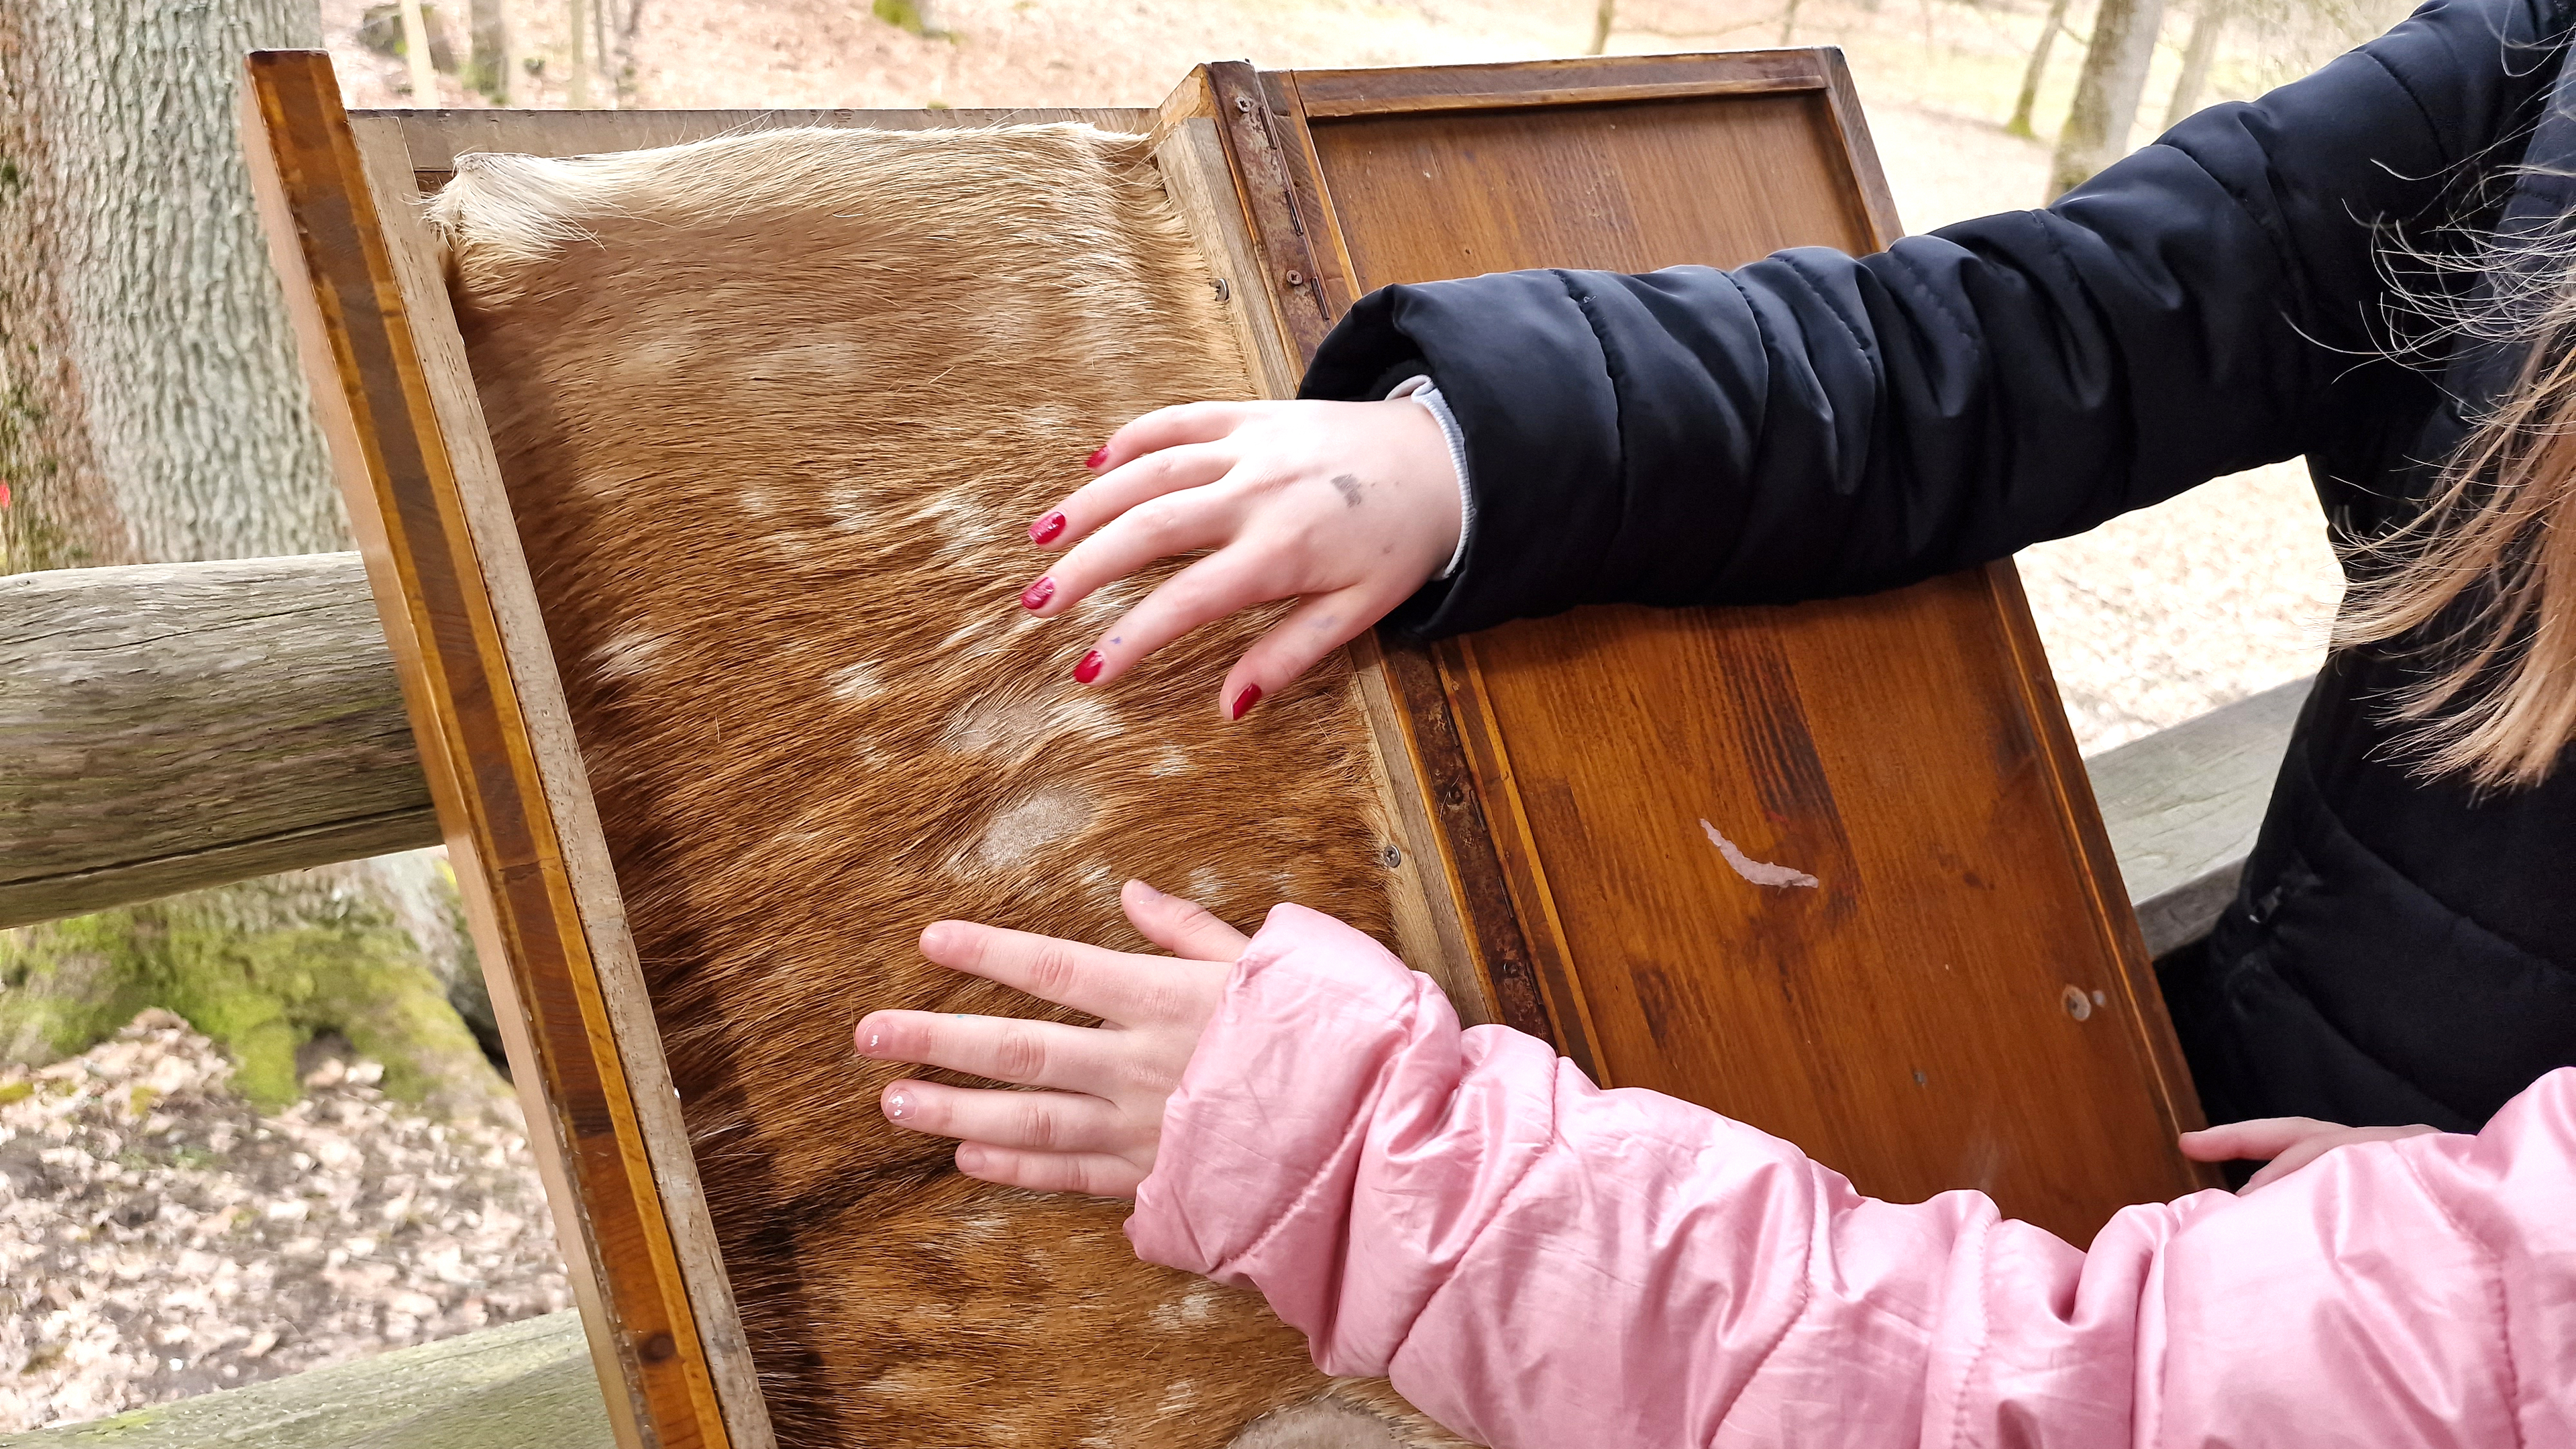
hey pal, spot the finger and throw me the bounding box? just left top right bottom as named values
left=913, top=920, right=1203, bottom=1026
left=1069, top=549, right=1279, bottom=687
left=2239, top=1133, right=2352, bottom=1193
left=1026, top=441, right=1239, bottom=574
left=2177, top=1116, right=2338, bottom=1163
left=854, top=1008, right=1128, bottom=1094
left=1032, top=470, right=1247, bottom=619
left=1121, top=879, right=1249, bottom=962
left=2238, top=1125, right=2440, bottom=1192
left=953, top=1142, right=1145, bottom=1199
left=1217, top=582, right=1398, bottom=720
left=879, top=1079, right=1132, bottom=1154
left=1088, top=400, right=1263, bottom=478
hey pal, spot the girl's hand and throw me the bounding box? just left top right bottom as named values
left=1020, top=398, right=1461, bottom=718
left=2179, top=1116, right=2440, bottom=1192
left=854, top=881, right=1247, bottom=1198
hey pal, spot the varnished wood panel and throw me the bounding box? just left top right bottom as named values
left=1258, top=51, right=2210, bottom=1238
left=243, top=52, right=760, bottom=1449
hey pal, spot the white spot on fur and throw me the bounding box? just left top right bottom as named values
left=945, top=696, right=1047, bottom=754
left=1155, top=1379, right=1198, bottom=1415
left=1147, top=1286, right=1222, bottom=1332
left=1148, top=745, right=1191, bottom=777
left=910, top=492, right=988, bottom=551
left=1046, top=692, right=1121, bottom=741
left=1226, top=1400, right=1407, bottom=1449
left=1185, top=867, right=1226, bottom=903
left=824, top=484, right=874, bottom=533
left=828, top=659, right=885, bottom=702
left=973, top=786, right=1091, bottom=870
left=740, top=484, right=776, bottom=516
left=590, top=630, right=668, bottom=681
left=1699, top=818, right=1821, bottom=889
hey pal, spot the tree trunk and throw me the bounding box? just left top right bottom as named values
left=2163, top=0, right=2227, bottom=129
left=565, top=0, right=590, bottom=107
left=2007, top=0, right=2078, bottom=138
left=1780, top=0, right=1803, bottom=46
left=1587, top=0, right=1615, bottom=55
left=0, top=0, right=502, bottom=1110
left=400, top=0, right=441, bottom=103
left=2049, top=0, right=2169, bottom=198
left=469, top=0, right=513, bottom=103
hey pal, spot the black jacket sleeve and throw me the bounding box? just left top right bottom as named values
left=1301, top=0, right=2571, bottom=637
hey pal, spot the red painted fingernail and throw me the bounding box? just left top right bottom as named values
left=1072, top=650, right=1105, bottom=684
left=1085, top=446, right=1109, bottom=470
left=1030, top=511, right=1066, bottom=545
left=1020, top=576, right=1055, bottom=610
left=1230, top=683, right=1263, bottom=720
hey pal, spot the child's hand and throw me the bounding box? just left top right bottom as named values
left=853, top=880, right=1246, bottom=1198
left=1020, top=398, right=1461, bottom=718
left=2179, top=1116, right=2440, bottom=1192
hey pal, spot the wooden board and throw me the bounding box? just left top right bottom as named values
left=243, top=47, right=2214, bottom=1449
left=1179, top=51, right=2216, bottom=1232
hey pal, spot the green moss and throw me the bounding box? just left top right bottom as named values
left=871, top=0, right=928, bottom=33
left=0, top=1079, right=30, bottom=1105
left=0, top=871, right=503, bottom=1114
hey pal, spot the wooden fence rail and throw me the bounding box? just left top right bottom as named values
left=1, top=553, right=2302, bottom=955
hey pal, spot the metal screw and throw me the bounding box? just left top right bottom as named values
left=1284, top=269, right=1305, bottom=286
left=1212, top=277, right=1230, bottom=302
left=1234, top=96, right=1255, bottom=113
left=1379, top=844, right=1403, bottom=869
left=2061, top=985, right=2093, bottom=1022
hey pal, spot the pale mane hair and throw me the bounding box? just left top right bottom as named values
left=2339, top=211, right=2576, bottom=788
left=431, top=124, right=1456, bottom=1448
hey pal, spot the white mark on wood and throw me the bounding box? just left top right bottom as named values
left=973, top=787, right=1091, bottom=870
left=1699, top=819, right=1819, bottom=889
left=828, top=659, right=884, bottom=702
left=590, top=630, right=668, bottom=681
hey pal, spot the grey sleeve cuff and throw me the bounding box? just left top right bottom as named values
left=1381, top=371, right=1483, bottom=580
left=1385, top=374, right=1474, bottom=581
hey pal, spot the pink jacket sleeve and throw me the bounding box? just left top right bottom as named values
left=1124, top=904, right=2576, bottom=1448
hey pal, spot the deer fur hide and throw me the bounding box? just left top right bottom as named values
left=429, top=125, right=1466, bottom=1448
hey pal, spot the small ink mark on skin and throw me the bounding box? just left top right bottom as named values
left=1330, top=472, right=1366, bottom=508
left=1699, top=818, right=1820, bottom=889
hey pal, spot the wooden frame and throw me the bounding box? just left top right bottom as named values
left=244, top=48, right=2214, bottom=1449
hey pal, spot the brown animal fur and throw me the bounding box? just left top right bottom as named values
left=431, top=127, right=1468, bottom=1448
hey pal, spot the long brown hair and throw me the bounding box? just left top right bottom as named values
left=2338, top=231, right=2576, bottom=788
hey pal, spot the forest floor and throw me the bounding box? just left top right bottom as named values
left=1, top=0, right=2351, bottom=1430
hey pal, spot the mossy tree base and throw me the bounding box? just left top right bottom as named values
left=0, top=855, right=504, bottom=1117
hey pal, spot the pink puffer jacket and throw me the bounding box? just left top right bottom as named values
left=1125, top=906, right=2576, bottom=1448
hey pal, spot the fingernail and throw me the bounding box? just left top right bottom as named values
left=863, top=1030, right=881, bottom=1053
left=1072, top=649, right=1104, bottom=684
left=885, top=1089, right=910, bottom=1120
left=1127, top=878, right=1164, bottom=899
left=1030, top=511, right=1066, bottom=545
left=1020, top=576, right=1055, bottom=611
left=1085, top=446, right=1109, bottom=470
left=1230, top=683, right=1263, bottom=720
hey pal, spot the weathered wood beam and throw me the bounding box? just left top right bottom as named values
left=2090, top=674, right=2312, bottom=957
left=3, top=555, right=2308, bottom=956
left=0, top=1310, right=612, bottom=1449
left=0, top=554, right=439, bottom=929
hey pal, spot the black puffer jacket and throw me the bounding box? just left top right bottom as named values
left=1304, top=0, right=2576, bottom=1132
